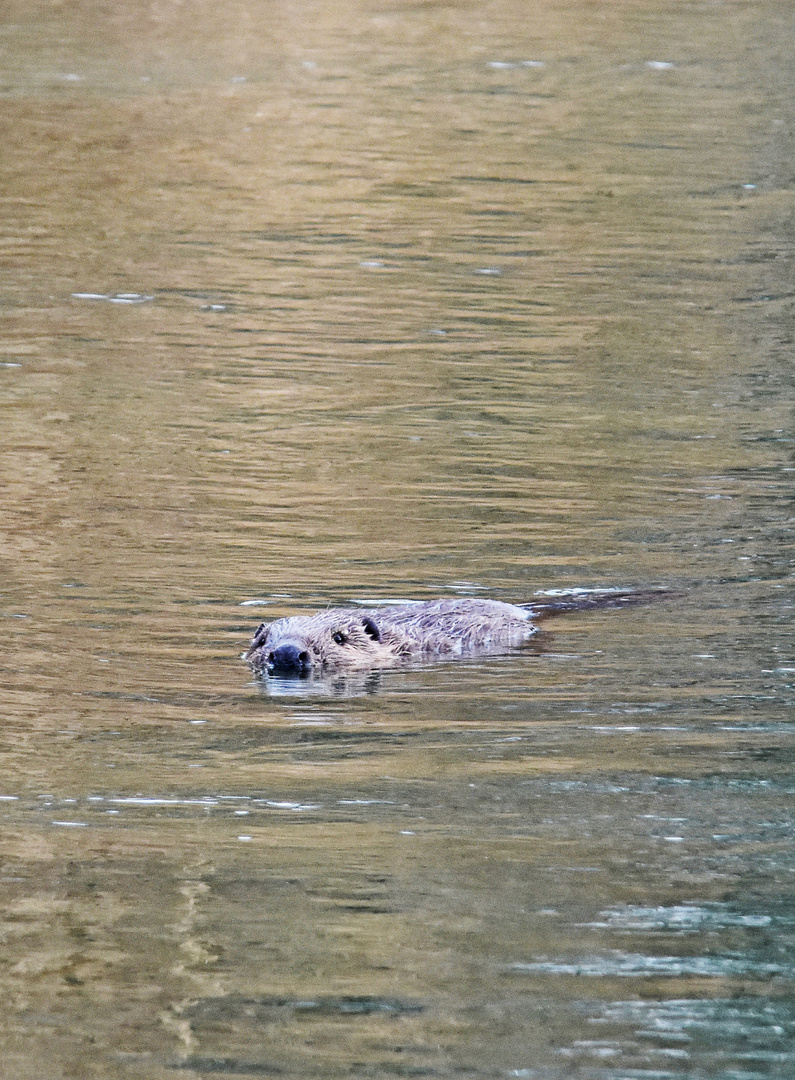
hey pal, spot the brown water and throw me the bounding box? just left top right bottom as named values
left=1, top=0, right=793, bottom=1077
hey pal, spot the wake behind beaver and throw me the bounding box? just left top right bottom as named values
left=244, top=588, right=670, bottom=677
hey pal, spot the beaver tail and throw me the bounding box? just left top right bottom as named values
left=520, top=587, right=673, bottom=621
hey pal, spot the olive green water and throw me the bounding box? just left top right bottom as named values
left=1, top=1, right=793, bottom=1077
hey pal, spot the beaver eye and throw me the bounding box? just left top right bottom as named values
left=332, top=631, right=348, bottom=645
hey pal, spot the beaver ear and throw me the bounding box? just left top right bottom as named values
left=362, top=617, right=381, bottom=641
left=251, top=622, right=270, bottom=647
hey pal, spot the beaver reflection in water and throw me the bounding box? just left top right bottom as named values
left=244, top=589, right=666, bottom=677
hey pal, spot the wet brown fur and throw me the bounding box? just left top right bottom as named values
left=244, top=590, right=667, bottom=676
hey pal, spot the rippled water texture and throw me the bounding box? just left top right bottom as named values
left=1, top=1, right=793, bottom=1077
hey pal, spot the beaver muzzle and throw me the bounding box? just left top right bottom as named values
left=268, top=642, right=312, bottom=676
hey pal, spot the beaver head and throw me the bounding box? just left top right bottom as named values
left=245, top=609, right=407, bottom=676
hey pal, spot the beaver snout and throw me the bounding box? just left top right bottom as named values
left=268, top=643, right=312, bottom=676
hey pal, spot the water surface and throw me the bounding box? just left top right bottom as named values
left=1, top=1, right=793, bottom=1077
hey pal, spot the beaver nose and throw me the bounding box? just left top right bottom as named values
left=268, top=644, right=311, bottom=675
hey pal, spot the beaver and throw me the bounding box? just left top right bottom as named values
left=244, top=589, right=667, bottom=677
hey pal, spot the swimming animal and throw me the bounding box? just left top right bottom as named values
left=244, top=589, right=666, bottom=677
